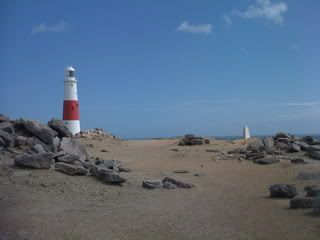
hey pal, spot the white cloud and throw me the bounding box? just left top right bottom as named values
left=233, top=0, right=288, bottom=24
left=222, top=15, right=232, bottom=25
left=32, top=21, right=67, bottom=34
left=286, top=101, right=320, bottom=106
left=176, top=21, right=212, bottom=34
left=240, top=48, right=249, bottom=55
left=290, top=43, right=300, bottom=51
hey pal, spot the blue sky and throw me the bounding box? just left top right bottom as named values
left=1, top=0, right=320, bottom=138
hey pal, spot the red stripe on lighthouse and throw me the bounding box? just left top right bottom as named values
left=63, top=100, right=80, bottom=120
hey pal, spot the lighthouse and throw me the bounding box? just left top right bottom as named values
left=63, top=66, right=80, bottom=135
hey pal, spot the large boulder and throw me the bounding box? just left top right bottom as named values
left=295, top=141, right=310, bottom=151
left=253, top=157, right=279, bottom=165
left=0, top=129, right=15, bottom=148
left=59, top=137, right=89, bottom=162
left=14, top=152, right=53, bottom=169
left=313, top=197, right=320, bottom=215
left=302, top=136, right=314, bottom=144
left=92, top=165, right=127, bottom=184
left=0, top=114, right=10, bottom=123
left=142, top=180, right=163, bottom=189
left=54, top=162, right=87, bottom=175
left=269, top=184, right=297, bottom=198
left=0, top=122, right=14, bottom=134
left=47, top=119, right=73, bottom=138
left=290, top=196, right=313, bottom=209
left=305, top=185, right=320, bottom=197
left=21, top=119, right=57, bottom=145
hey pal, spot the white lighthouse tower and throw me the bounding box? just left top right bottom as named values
left=63, top=66, right=80, bottom=135
left=243, top=126, right=250, bottom=139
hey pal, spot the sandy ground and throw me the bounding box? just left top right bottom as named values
left=0, top=138, right=320, bottom=240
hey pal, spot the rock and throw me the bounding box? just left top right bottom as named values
left=184, top=134, right=195, bottom=140
left=247, top=140, right=264, bottom=153
left=194, top=172, right=205, bottom=177
left=254, top=157, right=280, bottom=165
left=262, top=137, right=274, bottom=150
left=57, top=154, right=79, bottom=164
left=0, top=114, right=10, bottom=123
left=302, top=136, right=314, bottom=144
left=313, top=197, right=320, bottom=215
left=118, top=167, right=131, bottom=172
left=52, top=137, right=60, bottom=153
left=275, top=142, right=291, bottom=151
left=25, top=137, right=35, bottom=148
left=21, top=119, right=57, bottom=145
left=0, top=122, right=14, bottom=134
left=33, top=138, right=53, bottom=152
left=47, top=118, right=73, bottom=138
left=173, top=170, right=189, bottom=173
left=296, top=172, right=320, bottom=181
left=59, top=137, right=89, bottom=162
left=308, top=151, right=320, bottom=160
left=291, top=158, right=307, bottom=164
left=14, top=152, right=53, bottom=169
left=101, top=149, right=109, bottom=152
left=178, top=139, right=186, bottom=146
left=92, top=165, right=127, bottom=184
left=31, top=144, right=46, bottom=153
left=0, top=138, right=4, bottom=147
left=310, top=141, right=320, bottom=146
left=162, top=177, right=193, bottom=189
left=305, top=185, right=320, bottom=197
left=288, top=143, right=301, bottom=152
left=163, top=182, right=177, bottom=189
left=269, top=184, right=297, bottom=198
left=290, top=196, right=313, bottom=209
left=142, top=180, right=163, bottom=189
left=53, top=151, right=67, bottom=160
left=0, top=129, right=15, bottom=148
left=275, top=132, right=292, bottom=140
left=276, top=137, right=291, bottom=143
left=15, top=136, right=27, bottom=147
left=295, top=141, right=310, bottom=151
left=6, top=147, right=19, bottom=155
left=307, top=145, right=320, bottom=152
left=54, top=162, right=87, bottom=175
left=246, top=152, right=267, bottom=160
left=95, top=159, right=121, bottom=171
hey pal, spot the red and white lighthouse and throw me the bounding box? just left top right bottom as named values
left=63, top=66, right=80, bottom=134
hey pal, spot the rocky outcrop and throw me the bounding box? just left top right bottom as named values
left=14, top=153, right=53, bottom=169
left=254, top=157, right=279, bottom=165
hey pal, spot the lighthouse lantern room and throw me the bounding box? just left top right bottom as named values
left=63, top=66, right=80, bottom=135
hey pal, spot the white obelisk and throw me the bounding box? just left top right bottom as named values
left=243, top=126, right=250, bottom=139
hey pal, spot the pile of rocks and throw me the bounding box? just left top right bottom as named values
left=178, top=134, right=210, bottom=146
left=75, top=128, right=121, bottom=141
left=0, top=114, right=128, bottom=185
left=142, top=177, right=194, bottom=190
left=268, top=183, right=320, bottom=214
left=229, top=132, right=320, bottom=165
